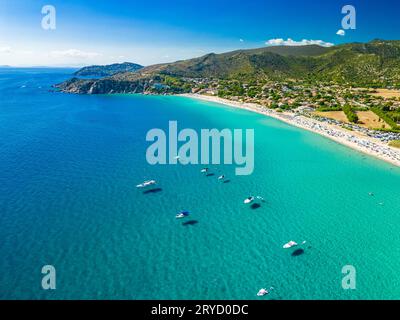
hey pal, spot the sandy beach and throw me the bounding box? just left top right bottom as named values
left=181, top=93, right=400, bottom=168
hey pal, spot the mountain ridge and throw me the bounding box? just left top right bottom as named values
left=56, top=40, right=400, bottom=94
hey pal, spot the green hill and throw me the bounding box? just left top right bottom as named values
left=57, top=40, right=400, bottom=94
left=74, top=62, right=143, bottom=77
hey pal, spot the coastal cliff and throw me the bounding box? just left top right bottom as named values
left=56, top=77, right=150, bottom=94
left=55, top=74, right=192, bottom=94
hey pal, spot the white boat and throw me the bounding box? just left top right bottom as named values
left=136, top=180, right=157, bottom=188
left=244, top=196, right=255, bottom=204
left=201, top=168, right=209, bottom=173
left=176, top=211, right=190, bottom=219
left=257, top=289, right=268, bottom=296
left=218, top=175, right=225, bottom=181
left=257, top=287, right=274, bottom=296
left=283, top=241, right=298, bottom=249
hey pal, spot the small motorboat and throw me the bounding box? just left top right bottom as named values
left=136, top=180, right=157, bottom=188
left=201, top=168, right=209, bottom=173
left=257, top=287, right=274, bottom=296
left=283, top=241, right=298, bottom=249
left=176, top=211, right=190, bottom=219
left=257, top=289, right=268, bottom=296
left=218, top=175, right=225, bottom=181
left=244, top=196, right=255, bottom=204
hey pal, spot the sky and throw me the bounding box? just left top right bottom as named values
left=1, top=0, right=400, bottom=67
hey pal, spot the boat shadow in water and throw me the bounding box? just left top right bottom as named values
left=206, top=173, right=215, bottom=177
left=142, top=188, right=163, bottom=194
left=223, top=179, right=231, bottom=184
left=291, top=249, right=305, bottom=257
left=250, top=203, right=262, bottom=210
left=182, top=220, right=199, bottom=226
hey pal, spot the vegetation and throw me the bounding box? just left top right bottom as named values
left=59, top=40, right=400, bottom=95
left=343, top=104, right=359, bottom=123
left=317, top=106, right=342, bottom=112
left=156, top=40, right=400, bottom=87
left=371, top=107, right=400, bottom=130
left=74, top=62, right=143, bottom=77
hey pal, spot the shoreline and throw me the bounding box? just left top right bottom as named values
left=180, top=93, right=400, bottom=168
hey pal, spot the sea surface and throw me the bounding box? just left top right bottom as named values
left=1, top=68, right=400, bottom=300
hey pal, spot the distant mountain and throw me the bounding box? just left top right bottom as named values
left=73, top=62, right=143, bottom=77
left=57, top=40, right=400, bottom=94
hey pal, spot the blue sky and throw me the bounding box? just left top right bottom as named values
left=1, top=0, right=400, bottom=66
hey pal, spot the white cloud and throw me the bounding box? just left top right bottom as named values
left=239, top=39, right=244, bottom=42
left=336, top=29, right=346, bottom=36
left=49, top=49, right=102, bottom=59
left=18, top=50, right=34, bottom=55
left=0, top=46, right=33, bottom=55
left=265, top=38, right=334, bottom=47
left=0, top=46, right=12, bottom=54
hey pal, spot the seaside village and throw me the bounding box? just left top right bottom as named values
left=173, top=78, right=400, bottom=161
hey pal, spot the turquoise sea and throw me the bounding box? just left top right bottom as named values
left=1, top=68, right=400, bottom=300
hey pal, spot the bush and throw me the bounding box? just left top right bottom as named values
left=317, top=106, right=342, bottom=112
left=371, top=107, right=399, bottom=130
left=343, top=105, right=359, bottom=123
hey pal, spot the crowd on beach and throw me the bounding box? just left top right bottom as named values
left=258, top=105, right=400, bottom=166
left=286, top=113, right=400, bottom=165
left=309, top=114, right=400, bottom=143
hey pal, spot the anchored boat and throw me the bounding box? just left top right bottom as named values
left=176, top=211, right=190, bottom=219
left=257, top=287, right=274, bottom=296
left=244, top=196, right=255, bottom=204
left=283, top=241, right=298, bottom=249
left=136, top=180, right=157, bottom=188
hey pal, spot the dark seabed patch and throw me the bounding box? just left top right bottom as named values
left=250, top=203, right=261, bottom=210
left=182, top=220, right=199, bottom=226
left=292, top=249, right=305, bottom=257
left=143, top=188, right=163, bottom=194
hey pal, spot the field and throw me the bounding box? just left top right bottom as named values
left=369, top=89, right=400, bottom=99
left=314, top=111, right=348, bottom=123
left=315, top=110, right=390, bottom=129
left=356, top=111, right=390, bottom=129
